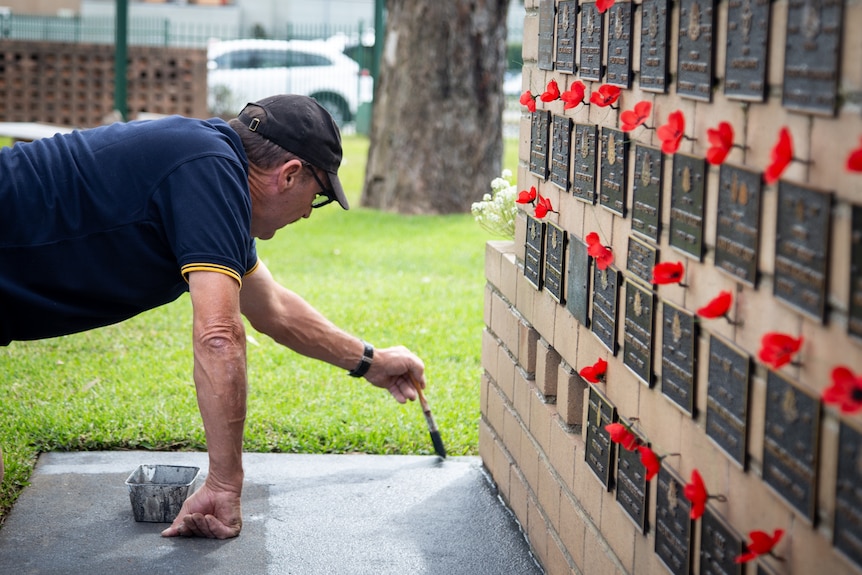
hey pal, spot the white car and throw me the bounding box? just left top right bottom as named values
left=207, top=39, right=374, bottom=126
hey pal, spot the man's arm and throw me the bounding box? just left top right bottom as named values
left=162, top=271, right=246, bottom=539
left=239, top=260, right=425, bottom=402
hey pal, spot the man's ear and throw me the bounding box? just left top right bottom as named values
left=279, top=159, right=304, bottom=191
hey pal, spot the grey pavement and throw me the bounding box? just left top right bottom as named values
left=0, top=452, right=544, bottom=575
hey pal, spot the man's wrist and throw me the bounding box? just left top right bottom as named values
left=348, top=340, right=374, bottom=377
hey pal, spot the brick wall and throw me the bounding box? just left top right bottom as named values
left=480, top=0, right=862, bottom=574
left=0, top=40, right=208, bottom=127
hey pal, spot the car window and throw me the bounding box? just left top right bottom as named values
left=214, top=49, right=257, bottom=70
left=212, top=47, right=335, bottom=70
left=287, top=50, right=333, bottom=67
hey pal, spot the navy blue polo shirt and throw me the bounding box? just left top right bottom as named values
left=0, top=116, right=258, bottom=345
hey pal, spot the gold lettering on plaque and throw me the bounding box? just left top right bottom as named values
left=580, top=128, right=590, bottom=159
left=782, top=389, right=799, bottom=423
left=741, top=0, right=753, bottom=42
left=667, top=480, right=679, bottom=510
left=601, top=269, right=609, bottom=289
left=634, top=289, right=644, bottom=316
left=561, top=4, right=570, bottom=29
left=586, top=7, right=596, bottom=38
left=530, top=221, right=538, bottom=241
left=641, top=153, right=652, bottom=187
left=802, top=0, right=821, bottom=41
left=672, top=313, right=683, bottom=342
left=688, top=2, right=702, bottom=41
left=608, top=132, right=617, bottom=165
left=614, top=5, right=625, bottom=40
left=552, top=227, right=558, bottom=250
left=682, top=166, right=692, bottom=193
left=648, top=4, right=658, bottom=40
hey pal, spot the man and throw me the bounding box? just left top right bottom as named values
left=0, top=94, right=426, bottom=539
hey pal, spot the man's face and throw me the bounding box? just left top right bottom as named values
left=251, top=161, right=333, bottom=239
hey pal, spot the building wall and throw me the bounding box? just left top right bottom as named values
left=481, top=0, right=862, bottom=574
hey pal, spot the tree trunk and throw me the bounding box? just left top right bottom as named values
left=362, top=0, right=509, bottom=214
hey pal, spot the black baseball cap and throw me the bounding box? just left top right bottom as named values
left=237, top=94, right=349, bottom=210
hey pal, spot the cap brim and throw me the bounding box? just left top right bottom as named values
left=329, top=172, right=349, bottom=210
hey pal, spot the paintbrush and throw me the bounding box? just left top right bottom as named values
left=409, top=373, right=447, bottom=459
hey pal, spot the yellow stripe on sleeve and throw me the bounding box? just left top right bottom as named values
left=181, top=263, right=243, bottom=287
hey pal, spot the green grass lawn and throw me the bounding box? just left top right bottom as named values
left=0, top=135, right=518, bottom=524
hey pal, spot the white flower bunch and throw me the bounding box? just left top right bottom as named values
left=471, top=169, right=517, bottom=238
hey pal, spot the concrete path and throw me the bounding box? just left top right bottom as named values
left=0, top=452, right=543, bottom=575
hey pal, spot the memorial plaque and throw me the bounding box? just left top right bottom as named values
left=579, top=2, right=605, bottom=81
left=706, top=336, right=750, bottom=468
left=632, top=145, right=663, bottom=242
left=850, top=205, right=862, bottom=339
left=623, top=279, right=655, bottom=386
left=585, top=387, right=617, bottom=489
left=567, top=235, right=591, bottom=326
left=774, top=182, right=832, bottom=322
left=606, top=2, right=634, bottom=88
left=573, top=123, right=599, bottom=204
left=525, top=215, right=545, bottom=290
left=670, top=154, right=707, bottom=260
left=782, top=0, right=843, bottom=115
left=724, top=0, right=770, bottom=101
left=763, top=371, right=820, bottom=522
left=715, top=165, right=762, bottom=286
left=592, top=266, right=620, bottom=354
left=600, top=127, right=628, bottom=216
left=655, top=467, right=693, bottom=575
left=700, top=508, right=744, bottom=575
left=555, top=0, right=578, bottom=74
left=537, top=0, right=556, bottom=71
left=530, top=110, right=551, bottom=180
left=550, top=115, right=573, bottom=191
left=677, top=0, right=716, bottom=101
left=616, top=426, right=649, bottom=531
left=627, top=235, right=658, bottom=287
left=544, top=222, right=567, bottom=303
left=834, top=422, right=862, bottom=568
left=661, top=302, right=697, bottom=416
left=639, top=0, right=671, bottom=93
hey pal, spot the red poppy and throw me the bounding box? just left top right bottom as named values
left=638, top=446, right=661, bottom=481
left=764, top=127, right=793, bottom=184
left=519, top=90, right=537, bottom=113
left=620, top=101, right=652, bottom=132
left=683, top=469, right=708, bottom=520
left=847, top=137, right=862, bottom=172
left=657, top=110, right=685, bottom=155
left=596, top=0, right=616, bottom=13
left=605, top=423, right=639, bottom=451
left=516, top=186, right=537, bottom=204
left=735, top=529, right=784, bottom=564
left=706, top=121, right=734, bottom=166
left=697, top=291, right=733, bottom=319
left=652, top=261, right=685, bottom=285
left=758, top=332, right=803, bottom=369
left=590, top=84, right=621, bottom=108
left=586, top=232, right=614, bottom=271
left=822, top=366, right=862, bottom=414
left=579, top=358, right=608, bottom=383
left=540, top=79, right=560, bottom=102
left=561, top=80, right=586, bottom=110
left=534, top=195, right=554, bottom=218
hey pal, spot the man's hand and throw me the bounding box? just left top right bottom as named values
left=364, top=345, right=426, bottom=403
left=161, top=479, right=242, bottom=539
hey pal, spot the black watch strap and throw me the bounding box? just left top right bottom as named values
left=348, top=340, right=374, bottom=378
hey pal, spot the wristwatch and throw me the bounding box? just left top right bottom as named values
left=348, top=340, right=374, bottom=377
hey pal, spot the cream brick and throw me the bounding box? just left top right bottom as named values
left=743, top=105, right=810, bottom=184
left=534, top=286, right=560, bottom=345
left=549, top=416, right=578, bottom=492
left=841, top=0, right=862, bottom=95
left=508, top=465, right=530, bottom=530
left=504, top=399, right=523, bottom=470
left=809, top=112, right=862, bottom=197
left=515, top=367, right=534, bottom=428
left=556, top=361, right=587, bottom=426
left=559, top=492, right=587, bottom=573
left=483, top=284, right=493, bottom=333
left=544, top=534, right=575, bottom=575
left=482, top=328, right=500, bottom=385
left=816, top=414, right=840, bottom=532
left=484, top=240, right=505, bottom=290
left=527, top=497, right=550, bottom=572
left=582, top=526, right=626, bottom=575
left=497, top=345, right=517, bottom=404
left=733, top=276, right=803, bottom=360
left=521, top=424, right=542, bottom=491
left=485, top=376, right=506, bottom=437
left=766, top=0, right=787, bottom=93
left=536, top=337, right=561, bottom=397
left=636, top=384, right=683, bottom=460
left=554, top=303, right=580, bottom=368
left=828, top=203, right=852, bottom=316
left=599, top=489, right=637, bottom=573
left=518, top=267, right=539, bottom=326
left=531, top=387, right=555, bottom=455
left=519, top=317, right=540, bottom=376
left=522, top=13, right=539, bottom=64
left=538, top=458, right=562, bottom=533
left=500, top=249, right=520, bottom=308
left=747, top=372, right=766, bottom=469
left=572, top=450, right=606, bottom=524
